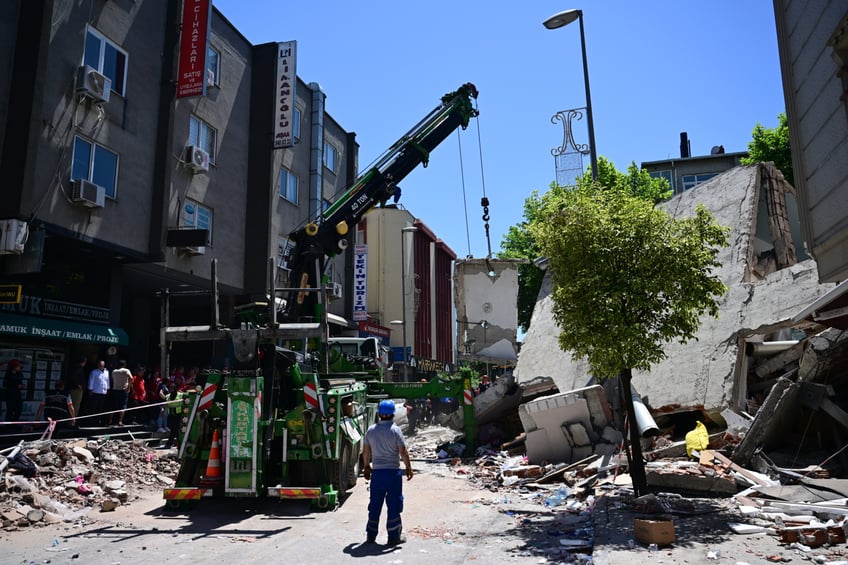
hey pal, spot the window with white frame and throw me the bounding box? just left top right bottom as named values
left=681, top=172, right=718, bottom=192
left=293, top=107, right=302, bottom=141
left=83, top=26, right=128, bottom=96
left=323, top=141, right=337, bottom=172
left=280, top=167, right=298, bottom=203
left=206, top=46, right=220, bottom=87
left=649, top=170, right=674, bottom=193
left=189, top=115, right=217, bottom=163
left=71, top=136, right=118, bottom=198
left=182, top=200, right=212, bottom=244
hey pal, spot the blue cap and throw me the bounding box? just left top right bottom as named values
left=377, top=400, right=396, bottom=415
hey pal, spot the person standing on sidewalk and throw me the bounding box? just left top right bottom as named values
left=36, top=380, right=76, bottom=428
left=3, top=359, right=25, bottom=425
left=107, top=360, right=132, bottom=426
left=67, top=356, right=87, bottom=422
left=165, top=381, right=183, bottom=447
left=362, top=400, right=414, bottom=545
left=86, top=359, right=109, bottom=426
left=128, top=364, right=147, bottom=424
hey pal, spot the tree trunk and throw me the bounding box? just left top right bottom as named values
left=620, top=368, right=648, bottom=496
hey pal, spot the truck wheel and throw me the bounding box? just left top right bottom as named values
left=347, top=444, right=361, bottom=488
left=332, top=441, right=352, bottom=497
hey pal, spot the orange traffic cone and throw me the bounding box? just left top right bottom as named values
left=200, top=429, right=224, bottom=487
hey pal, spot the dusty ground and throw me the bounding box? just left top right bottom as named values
left=3, top=425, right=848, bottom=564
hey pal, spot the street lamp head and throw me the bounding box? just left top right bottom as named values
left=543, top=9, right=581, bottom=30
left=389, top=320, right=404, bottom=325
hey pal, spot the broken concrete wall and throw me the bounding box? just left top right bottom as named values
left=454, top=259, right=524, bottom=363
left=516, top=164, right=836, bottom=420
left=518, top=385, right=617, bottom=464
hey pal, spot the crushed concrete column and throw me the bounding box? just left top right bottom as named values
left=731, top=376, right=799, bottom=468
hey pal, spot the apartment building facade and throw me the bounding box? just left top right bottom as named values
left=773, top=0, right=848, bottom=284
left=0, top=1, right=357, bottom=413
left=359, top=206, right=456, bottom=377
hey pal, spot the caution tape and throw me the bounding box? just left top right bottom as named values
left=0, top=399, right=173, bottom=430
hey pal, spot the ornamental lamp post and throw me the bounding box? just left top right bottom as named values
left=543, top=9, right=599, bottom=182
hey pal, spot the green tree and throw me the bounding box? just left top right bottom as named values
left=498, top=189, right=546, bottom=333
left=498, top=158, right=671, bottom=332
left=741, top=112, right=793, bottom=185
left=528, top=181, right=728, bottom=495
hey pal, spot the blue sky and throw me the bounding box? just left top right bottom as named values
left=214, top=1, right=785, bottom=260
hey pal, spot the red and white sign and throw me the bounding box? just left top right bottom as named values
left=353, top=244, right=368, bottom=321
left=273, top=41, right=297, bottom=148
left=358, top=321, right=390, bottom=340
left=197, top=382, right=217, bottom=411
left=303, top=381, right=319, bottom=412
left=176, top=0, right=211, bottom=99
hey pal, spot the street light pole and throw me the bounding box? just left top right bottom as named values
left=544, top=9, right=598, bottom=182
left=400, top=226, right=418, bottom=370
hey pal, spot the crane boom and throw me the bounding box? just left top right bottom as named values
left=283, top=83, right=479, bottom=322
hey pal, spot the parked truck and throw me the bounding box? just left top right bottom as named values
left=162, top=84, right=479, bottom=510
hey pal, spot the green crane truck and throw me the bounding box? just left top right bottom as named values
left=162, top=84, right=479, bottom=510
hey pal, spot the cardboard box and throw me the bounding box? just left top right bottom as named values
left=633, top=515, right=675, bottom=546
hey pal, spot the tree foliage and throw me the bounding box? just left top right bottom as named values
left=497, top=191, right=545, bottom=333
left=578, top=157, right=672, bottom=205
left=741, top=112, right=793, bottom=186
left=528, top=182, right=728, bottom=378
left=498, top=158, right=672, bottom=332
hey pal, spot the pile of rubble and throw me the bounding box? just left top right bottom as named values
left=1, top=439, right=178, bottom=529
left=407, top=422, right=848, bottom=561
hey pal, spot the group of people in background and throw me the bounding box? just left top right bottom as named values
left=1, top=356, right=203, bottom=442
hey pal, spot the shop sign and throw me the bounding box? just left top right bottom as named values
left=0, top=285, right=22, bottom=304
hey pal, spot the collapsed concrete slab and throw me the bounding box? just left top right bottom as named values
left=516, top=164, right=836, bottom=424
left=518, top=385, right=617, bottom=464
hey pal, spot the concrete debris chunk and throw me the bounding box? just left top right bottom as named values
left=100, top=498, right=120, bottom=512
left=1, top=438, right=180, bottom=529
left=71, top=446, right=95, bottom=464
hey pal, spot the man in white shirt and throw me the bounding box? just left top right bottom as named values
left=87, top=360, right=109, bottom=427
left=107, top=360, right=133, bottom=426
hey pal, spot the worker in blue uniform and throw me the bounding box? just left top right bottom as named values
left=362, top=399, right=414, bottom=545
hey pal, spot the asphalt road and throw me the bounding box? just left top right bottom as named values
left=4, top=459, right=580, bottom=564
left=5, top=427, right=848, bottom=564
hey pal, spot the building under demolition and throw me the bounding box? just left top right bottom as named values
left=515, top=163, right=845, bottom=456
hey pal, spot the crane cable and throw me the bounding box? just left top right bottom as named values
left=474, top=100, right=494, bottom=262
left=457, top=98, right=494, bottom=261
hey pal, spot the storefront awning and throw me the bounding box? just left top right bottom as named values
left=0, top=313, right=128, bottom=345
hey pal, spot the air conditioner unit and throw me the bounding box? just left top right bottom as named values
left=180, top=246, right=206, bottom=256
left=185, top=145, right=210, bottom=173
left=70, top=179, right=106, bottom=208
left=75, top=65, right=111, bottom=104
left=331, top=282, right=343, bottom=299
left=206, top=69, right=217, bottom=88
left=0, top=219, right=28, bottom=255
